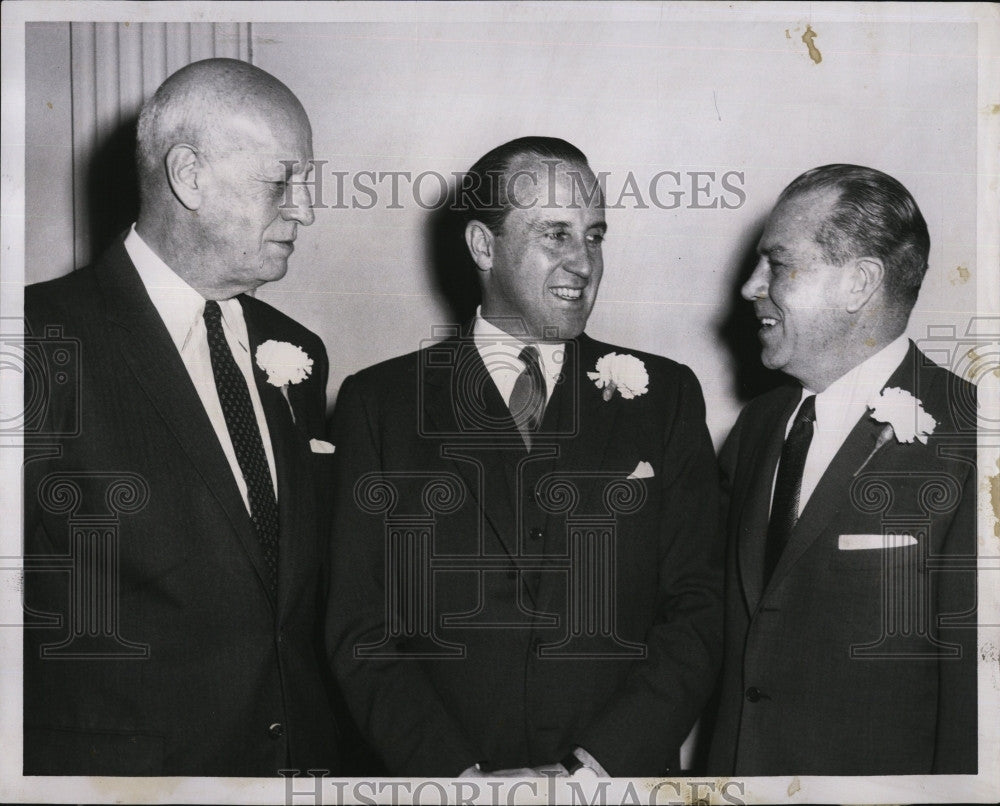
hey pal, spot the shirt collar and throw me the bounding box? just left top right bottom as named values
left=472, top=305, right=565, bottom=384
left=803, top=334, right=910, bottom=430
left=124, top=224, right=249, bottom=353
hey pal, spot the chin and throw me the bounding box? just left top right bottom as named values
left=553, top=312, right=589, bottom=341
left=759, top=350, right=783, bottom=372
left=258, top=261, right=290, bottom=283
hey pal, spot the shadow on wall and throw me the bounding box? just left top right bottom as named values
left=85, top=114, right=141, bottom=263
left=716, top=218, right=790, bottom=407
left=425, top=178, right=481, bottom=326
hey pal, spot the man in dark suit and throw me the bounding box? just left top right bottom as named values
left=328, top=137, right=723, bottom=777
left=23, top=58, right=340, bottom=775
left=707, top=164, right=978, bottom=775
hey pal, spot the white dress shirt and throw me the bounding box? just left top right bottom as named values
left=775, top=334, right=909, bottom=518
left=124, top=225, right=278, bottom=511
left=473, top=306, right=565, bottom=407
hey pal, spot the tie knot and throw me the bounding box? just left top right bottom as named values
left=797, top=394, right=817, bottom=425
left=203, top=299, right=222, bottom=327
left=518, top=345, right=541, bottom=370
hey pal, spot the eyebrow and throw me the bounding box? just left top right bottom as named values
left=528, top=219, right=608, bottom=233
left=758, top=244, right=788, bottom=258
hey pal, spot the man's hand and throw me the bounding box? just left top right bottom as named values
left=461, top=747, right=609, bottom=778
left=459, top=765, right=541, bottom=777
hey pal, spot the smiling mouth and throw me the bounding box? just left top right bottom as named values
left=759, top=316, right=778, bottom=328
left=550, top=286, right=584, bottom=301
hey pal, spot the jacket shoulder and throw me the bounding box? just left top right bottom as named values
left=26, top=266, right=100, bottom=315
left=25, top=267, right=107, bottom=342
left=342, top=346, right=429, bottom=397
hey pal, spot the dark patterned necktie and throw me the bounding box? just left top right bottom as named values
left=508, top=345, right=546, bottom=451
left=203, top=300, right=279, bottom=595
left=764, top=394, right=816, bottom=586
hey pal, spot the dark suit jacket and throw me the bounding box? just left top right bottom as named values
left=22, top=239, right=340, bottom=776
left=327, top=331, right=724, bottom=776
left=707, top=343, right=978, bottom=775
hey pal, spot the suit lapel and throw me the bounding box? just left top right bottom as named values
left=96, top=244, right=275, bottom=607
left=538, top=335, right=621, bottom=503
left=737, top=388, right=800, bottom=613
left=766, top=413, right=884, bottom=592
left=422, top=336, right=524, bottom=559
left=764, top=345, right=923, bottom=596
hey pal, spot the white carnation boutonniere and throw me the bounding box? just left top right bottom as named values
left=854, top=387, right=937, bottom=476
left=587, top=352, right=649, bottom=401
left=255, top=340, right=313, bottom=422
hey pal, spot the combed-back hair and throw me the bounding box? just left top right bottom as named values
left=457, top=136, right=590, bottom=233
left=778, top=163, right=930, bottom=309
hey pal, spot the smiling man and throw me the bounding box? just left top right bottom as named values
left=23, top=59, right=340, bottom=775
left=328, top=137, right=724, bottom=776
left=707, top=164, right=978, bottom=775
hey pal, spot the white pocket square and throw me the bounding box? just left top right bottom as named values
left=838, top=533, right=917, bottom=551
left=309, top=439, right=335, bottom=454
left=627, top=461, right=654, bottom=480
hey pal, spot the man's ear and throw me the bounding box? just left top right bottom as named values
left=845, top=256, right=886, bottom=313
left=165, top=144, right=204, bottom=211
left=465, top=220, right=495, bottom=273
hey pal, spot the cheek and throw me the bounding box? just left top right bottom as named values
left=590, top=256, right=604, bottom=285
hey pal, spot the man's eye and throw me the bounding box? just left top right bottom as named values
left=545, top=230, right=569, bottom=241
left=587, top=232, right=605, bottom=245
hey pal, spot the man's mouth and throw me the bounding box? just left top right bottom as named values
left=759, top=316, right=778, bottom=328
left=550, top=286, right=584, bottom=301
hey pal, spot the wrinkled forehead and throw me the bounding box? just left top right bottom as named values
left=212, top=105, right=313, bottom=165
left=759, top=187, right=839, bottom=252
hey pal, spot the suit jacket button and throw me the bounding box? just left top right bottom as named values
left=267, top=722, right=284, bottom=739
left=745, top=687, right=761, bottom=703
left=529, top=527, right=544, bottom=540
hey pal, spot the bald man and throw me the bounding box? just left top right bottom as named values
left=23, top=59, right=340, bottom=775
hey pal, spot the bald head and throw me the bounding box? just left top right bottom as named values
left=136, top=58, right=309, bottom=195
left=134, top=58, right=315, bottom=299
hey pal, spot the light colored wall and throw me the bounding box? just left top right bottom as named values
left=25, top=22, right=74, bottom=280
left=25, top=12, right=981, bottom=445
left=250, top=15, right=979, bottom=443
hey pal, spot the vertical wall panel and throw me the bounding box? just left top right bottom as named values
left=69, top=23, right=96, bottom=271
left=25, top=22, right=74, bottom=283
left=164, top=23, right=191, bottom=76
left=59, top=22, right=251, bottom=271
left=117, top=24, right=144, bottom=117
left=140, top=23, right=167, bottom=99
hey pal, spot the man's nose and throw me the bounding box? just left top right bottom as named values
left=564, top=237, right=596, bottom=278
left=741, top=258, right=769, bottom=301
left=281, top=181, right=315, bottom=226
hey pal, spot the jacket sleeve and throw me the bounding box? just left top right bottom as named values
left=325, top=373, right=482, bottom=776
left=576, top=365, right=726, bottom=774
